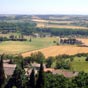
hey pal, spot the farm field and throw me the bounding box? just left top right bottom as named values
left=0, top=37, right=57, bottom=54
left=77, top=38, right=88, bottom=46
left=22, top=45, right=88, bottom=58
left=32, top=18, right=88, bottom=29
left=32, top=19, right=74, bottom=24
left=71, top=56, right=88, bottom=73
left=37, top=23, right=88, bottom=29
left=0, top=34, right=88, bottom=57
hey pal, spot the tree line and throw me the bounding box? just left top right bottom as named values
left=1, top=22, right=88, bottom=37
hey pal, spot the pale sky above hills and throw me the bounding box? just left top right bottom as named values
left=0, top=0, right=88, bottom=15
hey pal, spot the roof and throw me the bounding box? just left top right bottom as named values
left=31, top=62, right=46, bottom=68
left=4, top=63, right=16, bottom=68
left=3, top=59, right=10, bottom=63
left=31, top=62, right=40, bottom=67
left=25, top=68, right=38, bottom=76
left=44, top=68, right=78, bottom=78
left=44, top=68, right=54, bottom=72
left=52, top=69, right=78, bottom=78
left=3, top=63, right=16, bottom=76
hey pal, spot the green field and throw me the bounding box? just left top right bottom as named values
left=71, top=56, right=88, bottom=73
left=0, top=37, right=57, bottom=55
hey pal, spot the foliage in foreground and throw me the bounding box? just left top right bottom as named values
left=1, top=53, right=88, bottom=88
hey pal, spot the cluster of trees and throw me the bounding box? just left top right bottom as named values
left=9, top=35, right=27, bottom=41
left=56, top=60, right=71, bottom=69
left=60, top=38, right=82, bottom=45
left=0, top=22, right=16, bottom=32
left=0, top=22, right=36, bottom=35
left=30, top=52, right=45, bottom=64
left=45, top=55, right=72, bottom=69
left=0, top=37, right=9, bottom=41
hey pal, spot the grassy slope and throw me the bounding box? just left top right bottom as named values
left=71, top=56, right=88, bottom=73
left=0, top=37, right=57, bottom=54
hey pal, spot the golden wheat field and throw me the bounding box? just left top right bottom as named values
left=37, top=23, right=88, bottom=29
left=32, top=19, right=73, bottom=24
left=77, top=38, right=88, bottom=46
left=22, top=45, right=88, bottom=58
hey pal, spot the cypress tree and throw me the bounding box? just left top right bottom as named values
left=13, top=66, right=23, bottom=88
left=5, top=66, right=23, bottom=88
left=36, top=63, right=45, bottom=88
left=29, top=38, right=32, bottom=42
left=85, top=57, right=88, bottom=61
left=4, top=77, right=13, bottom=88
left=0, top=54, right=5, bottom=88
left=20, top=60, right=24, bottom=70
left=28, top=68, right=35, bottom=88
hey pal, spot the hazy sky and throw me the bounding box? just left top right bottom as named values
left=0, top=0, right=88, bottom=15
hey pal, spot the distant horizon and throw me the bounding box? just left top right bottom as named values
left=0, top=13, right=88, bottom=16
left=0, top=0, right=88, bottom=15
